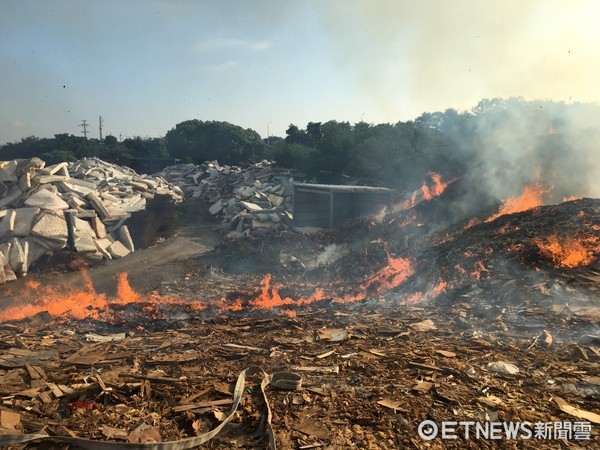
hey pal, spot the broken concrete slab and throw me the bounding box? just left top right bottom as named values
left=20, top=236, right=48, bottom=267
left=34, top=175, right=69, bottom=185
left=73, top=217, right=94, bottom=235
left=0, top=184, right=23, bottom=209
left=117, top=225, right=135, bottom=252
left=39, top=162, right=69, bottom=177
left=75, top=210, right=97, bottom=219
left=105, top=204, right=129, bottom=220
left=85, top=192, right=111, bottom=219
left=267, top=194, right=284, bottom=207
left=0, top=160, right=19, bottom=183
left=74, top=232, right=98, bottom=254
left=91, top=216, right=107, bottom=239
left=107, top=240, right=131, bottom=259
left=19, top=239, right=29, bottom=275
left=209, top=199, right=223, bottom=215
left=252, top=219, right=276, bottom=229
left=240, top=201, right=263, bottom=212
left=19, top=172, right=32, bottom=192
left=0, top=243, right=12, bottom=263
left=16, top=157, right=45, bottom=176
left=95, top=236, right=116, bottom=258
left=30, top=211, right=68, bottom=249
left=8, top=238, right=25, bottom=275
left=13, top=208, right=40, bottom=236
left=0, top=210, right=16, bottom=239
left=24, top=189, right=69, bottom=210
left=58, top=180, right=96, bottom=196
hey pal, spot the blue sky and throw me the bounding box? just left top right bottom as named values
left=1, top=0, right=599, bottom=144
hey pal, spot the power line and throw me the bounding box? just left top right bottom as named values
left=79, top=120, right=89, bottom=138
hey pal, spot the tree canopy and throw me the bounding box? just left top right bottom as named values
left=1, top=98, right=597, bottom=197
left=165, top=120, right=265, bottom=165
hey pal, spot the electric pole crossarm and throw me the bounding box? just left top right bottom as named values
left=79, top=120, right=89, bottom=138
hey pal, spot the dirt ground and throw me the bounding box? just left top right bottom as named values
left=0, top=199, right=222, bottom=302
left=0, top=199, right=598, bottom=449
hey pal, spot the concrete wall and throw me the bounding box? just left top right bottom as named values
left=293, top=186, right=393, bottom=228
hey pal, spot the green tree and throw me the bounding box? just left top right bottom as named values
left=39, top=149, right=78, bottom=165
left=123, top=137, right=169, bottom=159
left=165, top=120, right=265, bottom=165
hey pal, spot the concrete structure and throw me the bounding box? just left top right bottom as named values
left=292, top=183, right=395, bottom=228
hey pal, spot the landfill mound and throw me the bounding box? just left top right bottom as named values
left=0, top=161, right=598, bottom=448
left=0, top=157, right=183, bottom=284
left=160, top=198, right=599, bottom=335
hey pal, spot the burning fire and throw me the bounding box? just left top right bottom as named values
left=424, top=173, right=452, bottom=199
left=0, top=244, right=421, bottom=323
left=470, top=260, right=488, bottom=281
left=241, top=248, right=415, bottom=308
left=0, top=271, right=207, bottom=322
left=535, top=235, right=600, bottom=268
left=248, top=274, right=325, bottom=309
left=363, top=252, right=414, bottom=295
left=394, top=172, right=456, bottom=211
left=485, top=182, right=548, bottom=222
left=401, top=280, right=449, bottom=305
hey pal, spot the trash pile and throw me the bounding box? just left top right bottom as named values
left=0, top=294, right=598, bottom=448
left=0, top=157, right=183, bottom=284
left=157, top=160, right=299, bottom=238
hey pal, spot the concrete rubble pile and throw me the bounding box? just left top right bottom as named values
left=157, top=160, right=299, bottom=238
left=0, top=157, right=184, bottom=284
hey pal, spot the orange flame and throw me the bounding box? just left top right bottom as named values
left=464, top=218, right=480, bottom=229
left=470, top=261, right=488, bottom=281
left=425, top=173, right=451, bottom=199
left=485, top=183, right=548, bottom=222
left=0, top=271, right=207, bottom=322
left=535, top=235, right=600, bottom=268
left=401, top=280, right=450, bottom=305
left=247, top=274, right=325, bottom=310
left=324, top=248, right=416, bottom=305
left=0, top=271, right=108, bottom=321
left=393, top=172, right=456, bottom=211
left=363, top=253, right=414, bottom=295
left=115, top=273, right=143, bottom=304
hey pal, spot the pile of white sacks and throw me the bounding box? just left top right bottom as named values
left=0, top=157, right=183, bottom=284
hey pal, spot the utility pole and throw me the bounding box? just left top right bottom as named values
left=79, top=120, right=89, bottom=138
left=99, top=116, right=104, bottom=141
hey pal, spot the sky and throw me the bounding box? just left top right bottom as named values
left=1, top=0, right=600, bottom=144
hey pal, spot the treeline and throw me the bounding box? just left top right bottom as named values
left=0, top=120, right=266, bottom=175
left=1, top=98, right=598, bottom=194
left=0, top=134, right=170, bottom=174
left=271, top=97, right=600, bottom=194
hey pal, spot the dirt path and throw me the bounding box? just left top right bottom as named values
left=86, top=198, right=222, bottom=296
left=0, top=199, right=222, bottom=300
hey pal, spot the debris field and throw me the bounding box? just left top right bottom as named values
left=0, top=160, right=598, bottom=449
